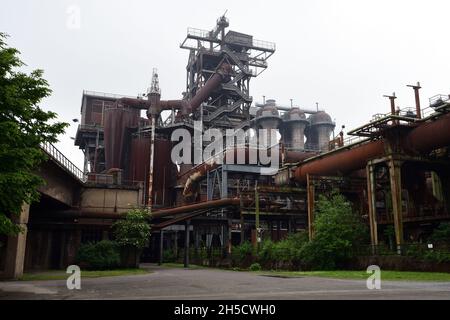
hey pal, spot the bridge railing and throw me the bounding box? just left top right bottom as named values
left=41, top=142, right=86, bottom=182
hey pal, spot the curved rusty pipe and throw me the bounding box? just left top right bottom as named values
left=182, top=63, right=232, bottom=115
left=293, top=140, right=385, bottom=182
left=293, top=112, right=450, bottom=183
left=38, top=198, right=241, bottom=221
left=404, top=112, right=450, bottom=153
left=115, top=63, right=231, bottom=119
left=151, top=198, right=240, bottom=219
left=181, top=147, right=318, bottom=200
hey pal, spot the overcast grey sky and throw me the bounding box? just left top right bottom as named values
left=2, top=0, right=450, bottom=168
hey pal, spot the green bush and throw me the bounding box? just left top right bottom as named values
left=75, top=240, right=120, bottom=270
left=299, top=191, right=369, bottom=270
left=163, top=249, right=177, bottom=263
left=423, top=250, right=450, bottom=263
left=430, top=223, right=450, bottom=244
left=404, top=243, right=450, bottom=263
left=249, top=263, right=262, bottom=271
left=257, top=239, right=275, bottom=264
left=233, top=241, right=254, bottom=261
left=273, top=232, right=309, bottom=263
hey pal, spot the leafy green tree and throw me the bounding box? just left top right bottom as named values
left=113, top=208, right=151, bottom=267
left=113, top=209, right=151, bottom=248
left=300, top=191, right=369, bottom=270
left=0, top=33, right=68, bottom=235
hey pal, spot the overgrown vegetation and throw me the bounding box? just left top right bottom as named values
left=232, top=191, right=369, bottom=270
left=300, top=192, right=369, bottom=269
left=402, top=223, right=450, bottom=263
left=75, top=240, right=120, bottom=270
left=74, top=209, right=152, bottom=270
left=0, top=33, right=68, bottom=236
left=430, top=222, right=450, bottom=244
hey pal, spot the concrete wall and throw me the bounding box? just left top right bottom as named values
left=36, top=160, right=82, bottom=207
left=80, top=186, right=141, bottom=213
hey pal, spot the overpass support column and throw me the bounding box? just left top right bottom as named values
left=388, top=159, right=404, bottom=255
left=4, top=203, right=30, bottom=279
left=366, top=163, right=378, bottom=254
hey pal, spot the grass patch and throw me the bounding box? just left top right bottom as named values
left=161, top=263, right=204, bottom=269
left=19, top=268, right=150, bottom=281
left=257, top=270, right=450, bottom=282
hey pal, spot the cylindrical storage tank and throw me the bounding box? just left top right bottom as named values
left=129, top=134, right=175, bottom=207
left=103, top=105, right=140, bottom=170
left=255, top=99, right=281, bottom=147
left=306, top=111, right=335, bottom=152
left=282, top=107, right=309, bottom=151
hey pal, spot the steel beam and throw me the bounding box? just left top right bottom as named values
left=366, top=164, right=378, bottom=253
left=388, top=159, right=404, bottom=254
left=306, top=174, right=315, bottom=240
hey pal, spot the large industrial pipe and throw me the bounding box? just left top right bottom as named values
left=293, top=140, right=385, bottom=182
left=115, top=63, right=231, bottom=117
left=181, top=147, right=257, bottom=199
left=151, top=198, right=240, bottom=219
left=405, top=112, right=450, bottom=153
left=38, top=198, right=241, bottom=221
left=184, top=63, right=232, bottom=115
left=293, top=112, right=450, bottom=183
left=181, top=147, right=315, bottom=199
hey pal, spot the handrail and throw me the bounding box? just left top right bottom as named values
left=41, top=142, right=86, bottom=182
left=252, top=39, right=276, bottom=51
left=83, top=90, right=136, bottom=100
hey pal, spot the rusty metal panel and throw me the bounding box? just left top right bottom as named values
left=128, top=135, right=175, bottom=207
left=103, top=106, right=140, bottom=170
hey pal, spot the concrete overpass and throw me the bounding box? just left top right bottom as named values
left=0, top=143, right=144, bottom=279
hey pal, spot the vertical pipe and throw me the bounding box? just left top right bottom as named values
left=388, top=159, right=404, bottom=254
left=383, top=93, right=397, bottom=125
left=240, top=196, right=244, bottom=244
left=366, top=164, right=378, bottom=253
left=255, top=181, right=260, bottom=251
left=407, top=82, right=422, bottom=119
left=184, top=220, right=190, bottom=268
left=147, top=117, right=156, bottom=209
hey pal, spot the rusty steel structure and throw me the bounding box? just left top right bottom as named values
left=71, top=15, right=450, bottom=266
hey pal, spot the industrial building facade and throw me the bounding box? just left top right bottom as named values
left=1, top=15, right=450, bottom=278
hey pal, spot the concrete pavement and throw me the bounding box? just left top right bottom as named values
left=1, top=265, right=450, bottom=300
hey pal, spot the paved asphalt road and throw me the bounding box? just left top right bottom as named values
left=1, top=265, right=450, bottom=300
